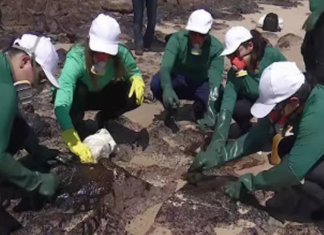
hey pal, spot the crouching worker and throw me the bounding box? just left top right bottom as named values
left=150, top=9, right=224, bottom=129
left=54, top=14, right=145, bottom=164
left=189, top=26, right=286, bottom=172
left=223, top=62, right=324, bottom=201
left=193, top=62, right=324, bottom=203
left=0, top=34, right=60, bottom=197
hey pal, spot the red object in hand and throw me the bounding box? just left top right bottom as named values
left=93, top=52, right=110, bottom=62
left=230, top=57, right=247, bottom=71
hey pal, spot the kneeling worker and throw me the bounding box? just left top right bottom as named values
left=0, top=34, right=60, bottom=197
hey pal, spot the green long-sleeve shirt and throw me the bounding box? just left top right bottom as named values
left=160, top=31, right=224, bottom=91
left=221, top=47, right=287, bottom=113
left=226, top=85, right=324, bottom=185
left=210, top=47, right=286, bottom=144
left=0, top=53, right=20, bottom=161
left=54, top=43, right=142, bottom=131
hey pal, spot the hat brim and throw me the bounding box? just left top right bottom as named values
left=220, top=43, right=240, bottom=56
left=43, top=68, right=59, bottom=88
left=89, top=36, right=118, bottom=55
left=250, top=101, right=276, bottom=119
left=185, top=25, right=209, bottom=34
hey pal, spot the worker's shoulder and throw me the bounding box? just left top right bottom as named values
left=66, top=43, right=86, bottom=62
left=209, top=35, right=223, bottom=48
left=118, top=43, right=130, bottom=51
left=304, top=85, right=324, bottom=115
left=169, top=31, right=189, bottom=41
left=117, top=43, right=133, bottom=55
left=264, top=46, right=282, bottom=56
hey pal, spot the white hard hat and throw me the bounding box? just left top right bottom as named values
left=13, top=34, right=59, bottom=88
left=89, top=13, right=121, bottom=55
left=220, top=26, right=253, bottom=56
left=185, top=9, right=213, bottom=34
left=251, top=62, right=305, bottom=118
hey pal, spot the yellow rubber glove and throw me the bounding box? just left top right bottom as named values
left=128, top=75, right=145, bottom=105
left=62, top=129, right=96, bottom=164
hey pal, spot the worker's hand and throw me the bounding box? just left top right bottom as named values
left=188, top=143, right=224, bottom=173
left=197, top=115, right=216, bottom=131
left=62, top=129, right=96, bottom=164
left=162, top=86, right=180, bottom=110
left=37, top=173, right=60, bottom=197
left=224, top=174, right=254, bottom=200
left=129, top=75, right=145, bottom=105
left=225, top=180, right=246, bottom=200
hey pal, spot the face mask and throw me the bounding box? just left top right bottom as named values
left=191, top=44, right=202, bottom=56
left=190, top=31, right=207, bottom=56
left=91, top=52, right=110, bottom=76
left=230, top=57, right=248, bottom=77
left=269, top=110, right=287, bottom=125
left=91, top=61, right=107, bottom=76
left=14, top=80, right=33, bottom=105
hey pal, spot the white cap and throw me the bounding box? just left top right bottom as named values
left=89, top=13, right=120, bottom=55
left=185, top=9, right=213, bottom=34
left=251, top=62, right=305, bottom=118
left=13, top=34, right=59, bottom=88
left=220, top=26, right=253, bottom=56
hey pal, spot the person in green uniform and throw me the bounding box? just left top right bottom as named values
left=0, top=34, right=59, bottom=198
left=301, top=0, right=324, bottom=84
left=54, top=14, right=145, bottom=164
left=219, top=61, right=322, bottom=201
left=189, top=26, right=286, bottom=172
left=150, top=9, right=224, bottom=128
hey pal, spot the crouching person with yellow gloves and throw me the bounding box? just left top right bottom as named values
left=54, top=14, right=145, bottom=164
left=0, top=34, right=60, bottom=198
left=190, top=61, right=324, bottom=204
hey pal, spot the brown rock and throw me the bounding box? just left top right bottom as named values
left=102, top=0, right=133, bottom=13
left=276, top=33, right=303, bottom=49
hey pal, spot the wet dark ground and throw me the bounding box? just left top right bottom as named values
left=1, top=83, right=322, bottom=234
left=10, top=160, right=176, bottom=234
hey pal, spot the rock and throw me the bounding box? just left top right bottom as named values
left=0, top=34, right=14, bottom=51
left=102, top=0, right=133, bottom=13
left=261, top=31, right=279, bottom=41
left=0, top=0, right=301, bottom=44
left=276, top=33, right=303, bottom=49
left=259, top=0, right=301, bottom=7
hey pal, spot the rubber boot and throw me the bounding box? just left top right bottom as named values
left=0, top=153, right=59, bottom=197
